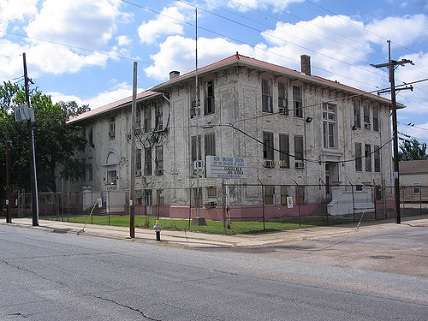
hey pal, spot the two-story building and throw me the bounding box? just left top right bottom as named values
left=67, top=53, right=393, bottom=217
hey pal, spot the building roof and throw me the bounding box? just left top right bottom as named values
left=67, top=90, right=161, bottom=124
left=150, top=53, right=392, bottom=106
left=399, top=160, right=428, bottom=174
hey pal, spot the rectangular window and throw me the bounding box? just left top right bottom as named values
left=156, top=189, right=164, bottom=206
left=262, top=79, right=273, bottom=113
left=190, top=85, right=200, bottom=118
left=207, top=186, right=217, bottom=199
left=107, top=170, right=117, bottom=185
left=355, top=143, right=362, bottom=172
left=144, top=106, right=152, bottom=133
left=365, top=144, right=372, bottom=172
left=353, top=100, right=361, bottom=129
left=280, top=186, right=288, bottom=206
left=136, top=148, right=142, bottom=175
left=263, top=186, right=274, bottom=205
left=363, top=103, right=370, bottom=129
left=144, top=189, right=152, bottom=207
left=204, top=132, right=216, bottom=156
left=108, top=118, right=115, bottom=139
left=296, top=186, right=305, bottom=204
left=155, top=146, right=164, bottom=175
left=144, top=147, right=152, bottom=176
left=279, top=134, right=290, bottom=168
left=294, top=135, right=304, bottom=161
left=373, top=105, right=379, bottom=132
left=293, top=86, right=303, bottom=118
left=155, top=104, right=163, bottom=130
left=205, top=80, right=215, bottom=115
left=374, top=145, right=381, bottom=172
left=263, top=131, right=274, bottom=160
left=322, top=103, right=337, bottom=149
left=278, top=82, right=288, bottom=115
left=191, top=135, right=202, bottom=162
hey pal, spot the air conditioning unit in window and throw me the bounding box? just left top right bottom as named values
left=279, top=160, right=289, bottom=168
left=295, top=161, right=305, bottom=169
left=263, top=160, right=275, bottom=168
left=136, top=169, right=142, bottom=177
left=192, top=160, right=204, bottom=176
left=364, top=122, right=371, bottom=129
left=278, top=99, right=288, bottom=115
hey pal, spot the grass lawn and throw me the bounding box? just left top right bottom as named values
left=49, top=214, right=320, bottom=235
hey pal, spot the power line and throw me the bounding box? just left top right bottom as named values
left=176, top=0, right=386, bottom=83
left=121, top=0, right=383, bottom=89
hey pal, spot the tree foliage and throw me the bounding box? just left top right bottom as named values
left=0, top=81, right=88, bottom=195
left=398, top=138, right=427, bottom=161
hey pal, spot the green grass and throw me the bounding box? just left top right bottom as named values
left=47, top=214, right=320, bottom=235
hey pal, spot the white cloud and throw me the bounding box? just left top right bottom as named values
left=50, top=82, right=145, bottom=109
left=25, top=0, right=123, bottom=49
left=366, top=14, right=428, bottom=48
left=138, top=3, right=193, bottom=44
left=0, top=0, right=38, bottom=37
left=116, top=35, right=131, bottom=46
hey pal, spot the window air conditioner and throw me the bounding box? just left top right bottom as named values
left=295, top=161, right=305, bottom=169
left=279, top=160, right=289, bottom=168
left=263, top=160, right=275, bottom=168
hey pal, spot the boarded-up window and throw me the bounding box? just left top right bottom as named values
left=264, top=186, right=274, bottom=205
left=207, top=186, right=217, bottom=198
left=204, top=132, right=216, bottom=156
left=262, top=79, right=273, bottom=113
left=294, top=136, right=304, bottom=161
left=374, top=145, right=381, bottom=172
left=144, top=106, right=152, bottom=133
left=155, top=104, right=163, bottom=130
left=353, top=100, right=361, bottom=129
left=279, top=134, right=290, bottom=168
left=263, top=131, right=274, bottom=160
left=363, top=103, right=370, bottom=129
left=355, top=143, right=362, bottom=172
left=278, top=82, right=288, bottom=115
left=373, top=105, right=379, bottom=132
left=205, top=81, right=215, bottom=115
left=293, top=86, right=303, bottom=118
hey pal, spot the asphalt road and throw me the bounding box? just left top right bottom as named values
left=0, top=224, right=427, bottom=321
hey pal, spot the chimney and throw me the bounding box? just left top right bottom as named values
left=300, top=55, right=311, bottom=76
left=169, top=70, right=180, bottom=79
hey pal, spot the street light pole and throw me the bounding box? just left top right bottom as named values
left=129, top=61, right=138, bottom=238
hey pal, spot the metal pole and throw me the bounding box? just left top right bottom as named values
left=261, top=184, right=266, bottom=231
left=129, top=61, right=138, bottom=238
left=5, top=141, right=11, bottom=223
left=388, top=40, right=401, bottom=224
left=23, top=52, right=39, bottom=226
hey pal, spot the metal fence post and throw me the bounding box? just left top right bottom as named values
left=188, top=187, right=192, bottom=231
left=261, top=184, right=266, bottom=232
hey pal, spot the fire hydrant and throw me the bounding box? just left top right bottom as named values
left=153, top=220, right=161, bottom=241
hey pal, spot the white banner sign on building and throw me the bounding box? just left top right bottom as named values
left=206, top=156, right=247, bottom=179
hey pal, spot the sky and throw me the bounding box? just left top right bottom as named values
left=1, top=0, right=428, bottom=141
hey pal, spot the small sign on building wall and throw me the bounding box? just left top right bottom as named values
left=206, top=156, right=248, bottom=179
left=287, top=196, right=294, bottom=209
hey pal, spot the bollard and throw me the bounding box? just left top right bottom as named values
left=153, top=220, right=161, bottom=241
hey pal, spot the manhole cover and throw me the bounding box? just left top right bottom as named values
left=369, top=255, right=393, bottom=260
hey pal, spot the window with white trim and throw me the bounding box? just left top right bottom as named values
left=322, top=103, right=337, bottom=149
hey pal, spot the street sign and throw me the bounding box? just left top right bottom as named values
left=14, top=105, right=34, bottom=122
left=206, top=156, right=247, bottom=179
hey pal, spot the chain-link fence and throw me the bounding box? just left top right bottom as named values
left=1, top=185, right=427, bottom=234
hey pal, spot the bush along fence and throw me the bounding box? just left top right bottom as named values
left=1, top=184, right=427, bottom=234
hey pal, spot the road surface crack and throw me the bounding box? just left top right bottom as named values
left=93, top=295, right=162, bottom=321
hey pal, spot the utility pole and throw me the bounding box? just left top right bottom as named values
left=371, top=41, right=414, bottom=224
left=129, top=61, right=137, bottom=238
left=5, top=140, right=11, bottom=223
left=23, top=52, right=39, bottom=226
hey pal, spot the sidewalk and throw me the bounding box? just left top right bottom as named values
left=3, top=217, right=427, bottom=248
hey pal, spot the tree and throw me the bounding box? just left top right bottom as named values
left=398, top=138, right=427, bottom=161
left=0, top=81, right=88, bottom=195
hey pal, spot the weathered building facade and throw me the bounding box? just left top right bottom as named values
left=67, top=53, right=393, bottom=217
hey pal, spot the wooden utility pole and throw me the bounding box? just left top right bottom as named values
left=371, top=41, right=414, bottom=224
left=23, top=52, right=39, bottom=226
left=129, top=61, right=138, bottom=238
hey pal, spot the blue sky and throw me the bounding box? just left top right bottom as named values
left=1, top=0, right=428, bottom=140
